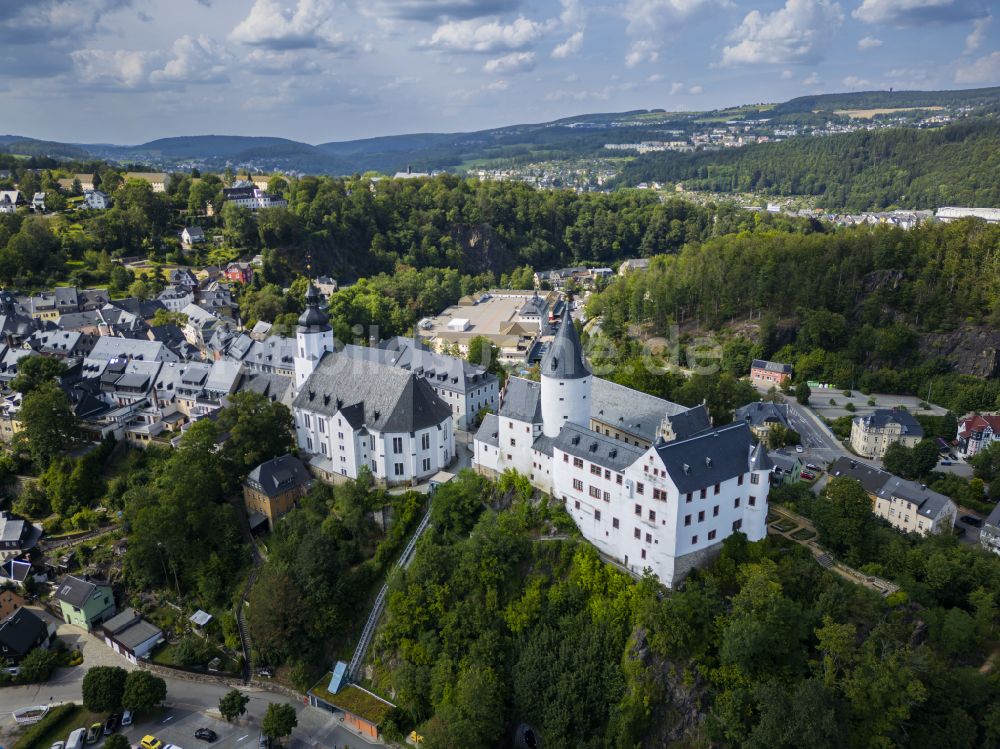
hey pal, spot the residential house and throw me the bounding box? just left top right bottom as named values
left=53, top=575, right=116, bottom=630
left=83, top=190, right=110, bottom=210
left=223, top=262, right=253, bottom=285
left=981, top=502, right=1000, bottom=555
left=873, top=477, right=957, bottom=536
left=769, top=451, right=804, bottom=484
left=956, top=413, right=1000, bottom=458
left=243, top=454, right=312, bottom=531
left=735, top=401, right=792, bottom=443
left=221, top=186, right=287, bottom=210
left=749, top=359, right=793, bottom=388
left=123, top=172, right=168, bottom=192
left=181, top=303, right=220, bottom=347
left=101, top=608, right=163, bottom=665
left=0, top=589, right=26, bottom=620
left=180, top=226, right=206, bottom=249
left=158, top=286, right=194, bottom=313
left=169, top=267, right=199, bottom=290
left=313, top=276, right=338, bottom=299
left=0, top=191, right=25, bottom=214
left=618, top=258, right=650, bottom=275
left=0, top=608, right=53, bottom=665
left=0, top=512, right=41, bottom=561
left=31, top=193, right=45, bottom=212
left=850, top=408, right=924, bottom=459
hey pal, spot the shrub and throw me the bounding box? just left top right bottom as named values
left=867, top=397, right=876, bottom=406
left=842, top=390, right=852, bottom=397
left=845, top=403, right=856, bottom=412
left=11, top=703, right=77, bottom=749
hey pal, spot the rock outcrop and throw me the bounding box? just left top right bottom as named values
left=919, top=325, right=1000, bottom=379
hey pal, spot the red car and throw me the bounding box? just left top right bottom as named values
left=799, top=471, right=816, bottom=480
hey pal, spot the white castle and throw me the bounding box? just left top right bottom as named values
left=473, top=308, right=771, bottom=587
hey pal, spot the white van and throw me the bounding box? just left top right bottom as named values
left=65, top=727, right=87, bottom=749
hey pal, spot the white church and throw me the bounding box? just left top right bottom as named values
left=473, top=308, right=772, bottom=587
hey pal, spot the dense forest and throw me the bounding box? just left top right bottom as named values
left=586, top=219, right=1000, bottom=411
left=620, top=118, right=1000, bottom=210
left=367, top=471, right=1000, bottom=748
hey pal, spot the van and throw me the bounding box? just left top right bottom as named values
left=65, top=728, right=87, bottom=749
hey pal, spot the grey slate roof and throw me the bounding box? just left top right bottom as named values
left=856, top=408, right=924, bottom=437
left=653, top=421, right=759, bottom=493
left=54, top=575, right=108, bottom=608
left=875, top=477, right=955, bottom=520
left=541, top=308, right=588, bottom=380
left=346, top=337, right=496, bottom=396
left=0, top=608, right=47, bottom=657
left=828, top=457, right=891, bottom=495
left=298, top=284, right=331, bottom=331
left=735, top=401, right=790, bottom=430
left=984, top=501, right=1000, bottom=531
left=749, top=442, right=773, bottom=472
left=294, top=356, right=452, bottom=433
left=751, top=359, right=792, bottom=374
left=591, top=376, right=687, bottom=442
left=246, top=454, right=311, bottom=497
left=498, top=377, right=542, bottom=423
left=553, top=422, right=644, bottom=472
left=663, top=404, right=712, bottom=441
left=475, top=413, right=499, bottom=448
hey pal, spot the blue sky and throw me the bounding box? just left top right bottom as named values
left=0, top=0, right=996, bottom=144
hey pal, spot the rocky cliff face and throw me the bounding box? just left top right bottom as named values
left=919, top=325, right=1000, bottom=378
left=450, top=223, right=514, bottom=275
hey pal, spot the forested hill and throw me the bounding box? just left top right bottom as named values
left=619, top=118, right=1000, bottom=211
left=771, top=86, right=1000, bottom=114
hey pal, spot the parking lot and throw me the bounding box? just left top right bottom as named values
left=120, top=705, right=260, bottom=749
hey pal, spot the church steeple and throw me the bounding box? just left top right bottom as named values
left=297, top=283, right=331, bottom=332
left=541, top=307, right=588, bottom=379
left=295, top=282, right=334, bottom=389
left=540, top=305, right=591, bottom=438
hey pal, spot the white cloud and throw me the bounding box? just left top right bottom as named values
left=858, top=35, right=883, bottom=48
left=245, top=49, right=322, bottom=75
left=231, top=0, right=351, bottom=51
left=483, top=50, right=535, bottom=73
left=688, top=84, right=703, bottom=93
left=802, top=71, right=820, bottom=84
left=721, top=0, right=844, bottom=66
left=955, top=50, right=1000, bottom=82
left=965, top=15, right=991, bottom=51
left=623, top=0, right=725, bottom=65
left=0, top=0, right=130, bottom=45
left=842, top=74, right=873, bottom=87
left=151, top=35, right=230, bottom=84
left=853, top=0, right=986, bottom=26
left=450, top=77, right=510, bottom=101
left=71, top=48, right=156, bottom=89
left=552, top=30, right=583, bottom=58
left=365, top=0, right=520, bottom=22
left=780, top=68, right=794, bottom=78
left=625, top=40, right=659, bottom=67
left=426, top=16, right=545, bottom=52
left=545, top=86, right=612, bottom=101
left=647, top=73, right=665, bottom=82
left=670, top=81, right=684, bottom=93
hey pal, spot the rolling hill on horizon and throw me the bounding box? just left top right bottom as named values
left=3, top=86, right=999, bottom=178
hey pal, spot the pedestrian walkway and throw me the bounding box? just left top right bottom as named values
left=768, top=504, right=899, bottom=596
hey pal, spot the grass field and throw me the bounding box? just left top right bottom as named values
left=13, top=703, right=104, bottom=749
left=832, top=106, right=944, bottom=119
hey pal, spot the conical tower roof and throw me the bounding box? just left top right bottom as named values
left=541, top=307, right=588, bottom=380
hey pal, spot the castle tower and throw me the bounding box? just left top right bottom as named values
left=541, top=306, right=591, bottom=438
left=294, top=283, right=334, bottom=390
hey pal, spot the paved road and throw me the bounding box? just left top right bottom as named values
left=0, top=611, right=379, bottom=749
left=784, top=399, right=849, bottom=467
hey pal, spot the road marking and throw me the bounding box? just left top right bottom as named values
left=237, top=735, right=249, bottom=742
left=163, top=715, right=174, bottom=723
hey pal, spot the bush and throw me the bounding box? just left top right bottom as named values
left=842, top=390, right=852, bottom=397
left=867, top=397, right=876, bottom=406
left=11, top=703, right=77, bottom=749
left=845, top=403, right=856, bottom=412
left=18, top=647, right=60, bottom=682
left=829, top=399, right=837, bottom=406
left=175, top=635, right=217, bottom=667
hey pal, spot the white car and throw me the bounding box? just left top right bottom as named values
left=795, top=445, right=804, bottom=453
left=121, top=710, right=133, bottom=727
left=51, top=743, right=65, bottom=749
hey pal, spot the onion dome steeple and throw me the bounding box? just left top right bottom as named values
left=297, top=283, right=331, bottom=331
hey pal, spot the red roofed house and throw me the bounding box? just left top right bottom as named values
left=223, top=262, right=253, bottom=285
left=957, top=413, right=1000, bottom=458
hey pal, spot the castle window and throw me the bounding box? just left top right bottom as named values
left=708, top=530, right=717, bottom=541
left=749, top=496, right=756, bottom=507
left=613, top=518, right=619, bottom=529
left=751, top=474, right=760, bottom=485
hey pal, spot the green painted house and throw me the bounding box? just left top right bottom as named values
left=53, top=575, right=115, bottom=631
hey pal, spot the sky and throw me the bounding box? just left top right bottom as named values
left=0, top=0, right=997, bottom=145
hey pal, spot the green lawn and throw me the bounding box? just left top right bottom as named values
left=12, top=703, right=103, bottom=749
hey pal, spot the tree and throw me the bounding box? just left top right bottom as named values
left=882, top=443, right=915, bottom=478
left=122, top=670, right=167, bottom=712
left=813, top=477, right=875, bottom=562
left=18, top=647, right=59, bottom=682
left=261, top=702, right=298, bottom=744
left=10, top=356, right=66, bottom=395
left=82, top=666, right=128, bottom=712
left=217, top=391, right=294, bottom=476
left=219, top=689, right=250, bottom=722
left=17, top=381, right=76, bottom=468
left=221, top=202, right=257, bottom=248
left=972, top=442, right=1000, bottom=485
left=794, top=382, right=812, bottom=406
left=104, top=735, right=131, bottom=749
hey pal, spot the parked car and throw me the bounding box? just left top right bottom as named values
left=795, top=445, right=804, bottom=453
left=195, top=728, right=218, bottom=742
left=104, top=714, right=121, bottom=735
left=85, top=724, right=102, bottom=745
left=961, top=515, right=983, bottom=528
left=940, top=459, right=953, bottom=465
left=141, top=736, right=165, bottom=749
left=258, top=734, right=271, bottom=749
left=121, top=710, right=134, bottom=727
left=65, top=728, right=87, bottom=749
left=799, top=471, right=816, bottom=480
left=805, top=463, right=821, bottom=471
left=50, top=742, right=65, bottom=749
